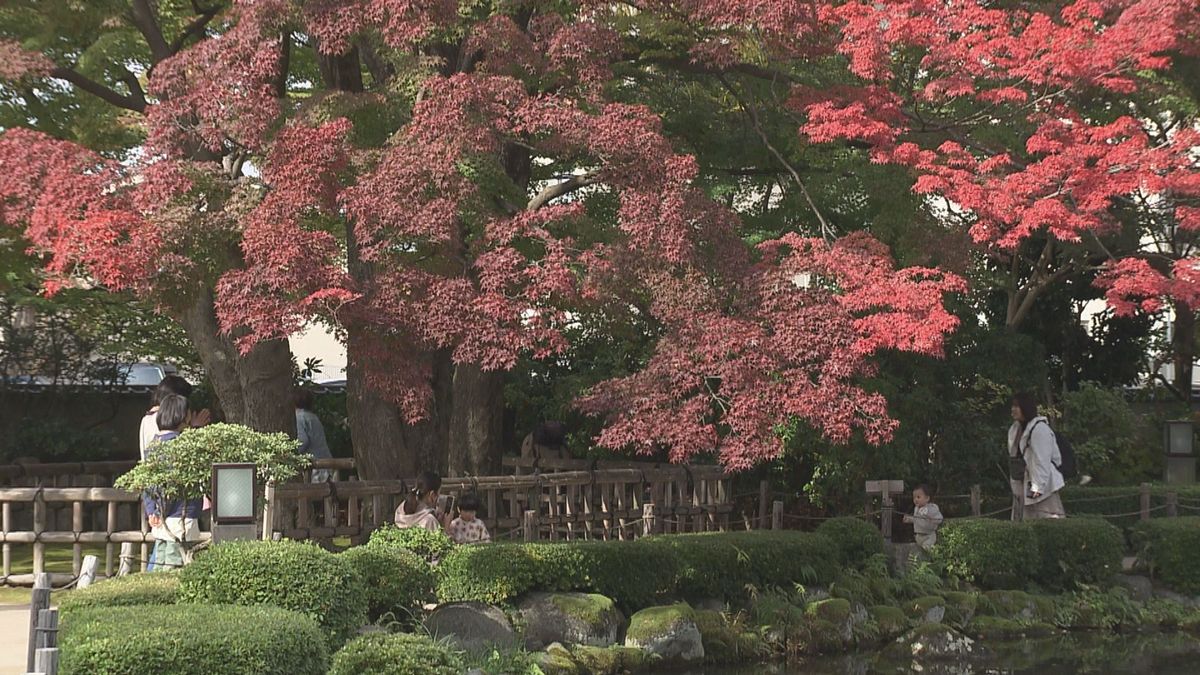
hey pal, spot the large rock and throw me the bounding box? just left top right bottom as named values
left=624, top=603, right=704, bottom=664
left=425, top=602, right=518, bottom=653
left=887, top=623, right=980, bottom=661
left=517, top=592, right=627, bottom=650
left=1114, top=574, right=1154, bottom=602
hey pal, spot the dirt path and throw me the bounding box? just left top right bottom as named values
left=0, top=604, right=31, bottom=674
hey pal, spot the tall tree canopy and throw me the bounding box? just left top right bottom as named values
left=3, top=0, right=1193, bottom=475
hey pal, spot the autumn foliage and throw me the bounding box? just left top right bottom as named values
left=1, top=0, right=1196, bottom=469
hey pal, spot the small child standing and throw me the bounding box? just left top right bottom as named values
left=448, top=493, right=491, bottom=545
left=903, top=484, right=944, bottom=552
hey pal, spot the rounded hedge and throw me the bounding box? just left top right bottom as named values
left=1132, top=517, right=1200, bottom=594
left=178, top=539, right=367, bottom=647
left=368, top=526, right=455, bottom=561
left=1027, top=517, right=1123, bottom=589
left=60, top=603, right=328, bottom=675
left=329, top=633, right=464, bottom=675
left=815, top=517, right=886, bottom=568
left=58, top=572, right=179, bottom=618
left=935, top=519, right=1038, bottom=589
left=341, top=545, right=436, bottom=620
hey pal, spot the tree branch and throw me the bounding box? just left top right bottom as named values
left=168, top=4, right=221, bottom=54
left=50, top=66, right=147, bottom=113
left=129, top=0, right=173, bottom=64
left=527, top=173, right=600, bottom=211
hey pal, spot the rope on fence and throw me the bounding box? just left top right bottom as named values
left=1175, top=503, right=1200, bottom=513
left=1061, top=492, right=1143, bottom=504
left=1088, top=505, right=1169, bottom=519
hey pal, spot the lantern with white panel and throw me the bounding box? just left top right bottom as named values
left=211, top=462, right=258, bottom=542
left=1163, top=421, right=1196, bottom=485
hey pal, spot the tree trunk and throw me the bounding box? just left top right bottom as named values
left=447, top=364, right=506, bottom=476
left=1172, top=301, right=1195, bottom=404
left=177, top=288, right=293, bottom=433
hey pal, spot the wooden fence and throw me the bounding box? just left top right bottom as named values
left=270, top=462, right=732, bottom=545
left=0, top=458, right=355, bottom=487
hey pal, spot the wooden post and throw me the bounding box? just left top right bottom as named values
left=642, top=503, right=657, bottom=537
left=262, top=481, right=277, bottom=541
left=881, top=493, right=894, bottom=542
left=105, top=501, right=117, bottom=578
left=32, top=489, right=45, bottom=576
left=771, top=500, right=784, bottom=531
left=77, top=556, right=98, bottom=589
left=1166, top=490, right=1178, bottom=518
left=970, top=485, right=982, bottom=517
left=27, top=573, right=50, bottom=672
left=34, top=648, right=58, bottom=675
left=3, top=501, right=11, bottom=580
left=35, top=608, right=57, bottom=650
left=758, top=480, right=770, bottom=530
left=1140, top=482, right=1151, bottom=522
left=523, top=510, right=538, bottom=543
left=118, top=542, right=133, bottom=577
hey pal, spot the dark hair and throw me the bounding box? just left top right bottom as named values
left=1012, top=391, right=1039, bottom=429
left=913, top=483, right=933, bottom=498
left=152, top=375, right=192, bottom=407
left=293, top=388, right=314, bottom=411
left=532, top=421, right=566, bottom=446
left=458, top=492, right=481, bottom=512
left=401, top=471, right=442, bottom=516
left=156, top=394, right=189, bottom=432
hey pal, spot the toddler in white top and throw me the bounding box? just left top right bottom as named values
left=903, top=484, right=944, bottom=551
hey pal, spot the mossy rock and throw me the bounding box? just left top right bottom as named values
left=801, top=617, right=851, bottom=653
left=609, top=645, right=649, bottom=670
left=626, top=603, right=696, bottom=642
left=624, top=604, right=704, bottom=664
left=941, top=591, right=979, bottom=626
left=979, top=590, right=1053, bottom=621
left=869, top=605, right=909, bottom=638
left=905, top=595, right=947, bottom=624
left=886, top=623, right=979, bottom=661
left=1181, top=612, right=1200, bottom=636
left=569, top=645, right=621, bottom=675
left=693, top=610, right=739, bottom=664
left=965, top=616, right=1056, bottom=640
left=805, top=598, right=852, bottom=623
left=538, top=642, right=582, bottom=675
left=518, top=592, right=626, bottom=650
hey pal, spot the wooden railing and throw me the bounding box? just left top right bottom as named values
left=270, top=463, right=732, bottom=545
left=0, top=457, right=356, bottom=487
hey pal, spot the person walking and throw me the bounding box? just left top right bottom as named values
left=1008, top=392, right=1066, bottom=520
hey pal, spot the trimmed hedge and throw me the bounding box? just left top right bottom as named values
left=341, top=546, right=436, bottom=620
left=815, top=517, right=885, bottom=568
left=178, top=540, right=367, bottom=648
left=367, top=526, right=455, bottom=561
left=1132, top=517, right=1200, bottom=594
left=329, top=633, right=464, bottom=675
left=1027, top=517, right=1123, bottom=589
left=1060, top=484, right=1200, bottom=531
left=60, top=604, right=328, bottom=675
left=936, top=519, right=1038, bottom=589
left=58, top=572, right=179, bottom=618
left=435, top=531, right=839, bottom=609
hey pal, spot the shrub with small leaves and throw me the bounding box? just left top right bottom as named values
left=58, top=572, right=179, bottom=619
left=178, top=539, right=367, bottom=648
left=815, top=517, right=885, bottom=568
left=60, top=603, right=328, bottom=675
left=935, top=519, right=1039, bottom=589
left=328, top=633, right=464, bottom=675
left=367, top=525, right=455, bottom=562
left=1132, top=517, right=1200, bottom=594
left=1027, top=517, right=1123, bottom=590
left=341, top=545, right=435, bottom=621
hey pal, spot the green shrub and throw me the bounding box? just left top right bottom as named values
left=60, top=604, right=328, bottom=675
left=58, top=572, right=179, bottom=618
left=367, top=526, right=455, bottom=562
left=435, top=531, right=839, bottom=610
left=341, top=546, right=435, bottom=621
left=178, top=540, right=367, bottom=647
left=328, top=633, right=464, bottom=675
left=1132, top=517, right=1200, bottom=594
left=1027, top=517, right=1122, bottom=589
left=935, top=519, right=1038, bottom=589
left=815, top=517, right=885, bottom=568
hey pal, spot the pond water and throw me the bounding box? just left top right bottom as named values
left=689, top=632, right=1200, bottom=674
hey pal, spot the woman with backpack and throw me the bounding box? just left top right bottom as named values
left=1008, top=392, right=1067, bottom=520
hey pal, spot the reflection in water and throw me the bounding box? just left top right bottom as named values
left=692, top=632, right=1200, bottom=674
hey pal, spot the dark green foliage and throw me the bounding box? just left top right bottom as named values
left=367, top=525, right=455, bottom=562
left=60, top=604, right=328, bottom=675
left=1027, top=518, right=1123, bottom=589
left=58, top=572, right=179, bottom=618
left=815, top=517, right=886, bottom=568
left=435, top=531, right=839, bottom=610
left=1053, top=588, right=1143, bottom=630
left=178, top=540, right=367, bottom=648
left=328, top=633, right=465, bottom=675
left=340, top=546, right=435, bottom=621
left=1132, top=517, right=1200, bottom=594
left=935, top=519, right=1039, bottom=589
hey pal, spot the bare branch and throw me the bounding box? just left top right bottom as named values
left=129, top=0, right=173, bottom=64
left=527, top=173, right=600, bottom=211
left=169, top=5, right=221, bottom=54
left=50, top=66, right=147, bottom=113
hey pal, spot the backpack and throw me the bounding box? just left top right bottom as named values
left=1036, top=419, right=1078, bottom=480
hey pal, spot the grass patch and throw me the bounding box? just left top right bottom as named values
left=6, top=543, right=109, bottom=575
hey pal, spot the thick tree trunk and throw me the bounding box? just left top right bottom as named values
left=177, top=288, right=294, bottom=433
left=447, top=364, right=506, bottom=476
left=1172, top=301, right=1195, bottom=404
